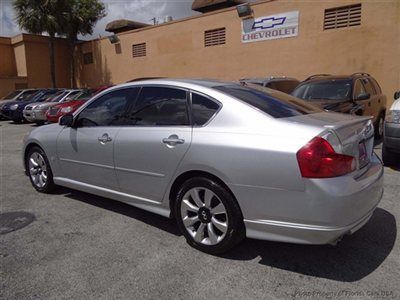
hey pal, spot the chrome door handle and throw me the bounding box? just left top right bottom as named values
left=162, top=135, right=185, bottom=146
left=98, top=133, right=112, bottom=143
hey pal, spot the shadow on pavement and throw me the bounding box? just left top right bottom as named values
left=55, top=187, right=396, bottom=282
left=221, top=208, right=396, bottom=282
left=59, top=188, right=181, bottom=237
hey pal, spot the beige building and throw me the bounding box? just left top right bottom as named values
left=0, top=34, right=70, bottom=98
left=1, top=0, right=400, bottom=106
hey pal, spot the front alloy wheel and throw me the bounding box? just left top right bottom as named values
left=26, top=146, right=55, bottom=193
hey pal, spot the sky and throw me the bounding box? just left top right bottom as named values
left=0, top=0, right=198, bottom=39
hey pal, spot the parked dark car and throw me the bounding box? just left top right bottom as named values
left=0, top=89, right=38, bottom=120
left=382, top=91, right=400, bottom=166
left=0, top=89, right=60, bottom=123
left=292, top=73, right=387, bottom=138
left=239, top=77, right=300, bottom=94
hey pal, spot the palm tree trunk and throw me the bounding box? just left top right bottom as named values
left=49, top=34, right=56, bottom=88
left=69, top=39, right=76, bottom=88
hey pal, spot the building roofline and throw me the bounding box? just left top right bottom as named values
left=87, top=0, right=276, bottom=43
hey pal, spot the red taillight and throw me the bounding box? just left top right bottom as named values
left=296, top=137, right=355, bottom=178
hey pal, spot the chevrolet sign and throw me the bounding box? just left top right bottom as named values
left=242, top=11, right=299, bottom=43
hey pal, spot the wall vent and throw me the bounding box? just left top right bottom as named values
left=132, top=43, right=146, bottom=57
left=204, top=28, right=226, bottom=47
left=324, top=3, right=361, bottom=30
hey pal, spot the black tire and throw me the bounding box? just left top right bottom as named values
left=35, top=121, right=45, bottom=126
left=13, top=118, right=23, bottom=124
left=374, top=113, right=385, bottom=139
left=174, top=177, right=245, bottom=254
left=25, top=146, right=56, bottom=193
left=382, top=144, right=399, bottom=166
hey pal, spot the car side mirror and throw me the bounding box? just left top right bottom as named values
left=59, top=114, right=74, bottom=127
left=355, top=92, right=370, bottom=101
left=394, top=91, right=400, bottom=100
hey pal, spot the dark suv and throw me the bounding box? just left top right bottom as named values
left=292, top=73, right=387, bottom=138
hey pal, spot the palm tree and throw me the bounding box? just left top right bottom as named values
left=13, top=0, right=67, bottom=88
left=63, top=0, right=106, bottom=87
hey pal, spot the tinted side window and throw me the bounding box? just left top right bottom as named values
left=268, top=81, right=299, bottom=94
left=130, top=87, right=189, bottom=126
left=361, top=78, right=375, bottom=95
left=191, top=92, right=220, bottom=125
left=353, top=80, right=366, bottom=98
left=76, top=88, right=136, bottom=127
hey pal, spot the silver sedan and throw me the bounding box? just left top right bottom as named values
left=23, top=79, right=383, bottom=254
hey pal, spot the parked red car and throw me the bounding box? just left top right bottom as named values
left=46, top=86, right=112, bottom=123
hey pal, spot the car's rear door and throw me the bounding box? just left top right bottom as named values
left=56, top=88, right=138, bottom=190
left=114, top=85, right=192, bottom=203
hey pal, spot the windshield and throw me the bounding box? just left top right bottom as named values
left=292, top=80, right=352, bottom=101
left=214, top=84, right=321, bottom=118
left=73, top=89, right=95, bottom=100
left=3, top=90, right=22, bottom=100
left=16, top=90, right=38, bottom=101
left=46, top=91, right=67, bottom=102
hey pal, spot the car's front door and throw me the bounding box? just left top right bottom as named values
left=114, top=86, right=192, bottom=203
left=361, top=78, right=380, bottom=122
left=57, top=88, right=137, bottom=189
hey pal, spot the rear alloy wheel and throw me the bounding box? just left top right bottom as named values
left=175, top=177, right=244, bottom=254
left=375, top=114, right=384, bottom=139
left=26, top=146, right=55, bottom=193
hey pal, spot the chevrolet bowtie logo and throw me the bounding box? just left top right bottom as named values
left=252, top=16, right=286, bottom=30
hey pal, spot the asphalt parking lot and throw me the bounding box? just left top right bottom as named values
left=1, top=121, right=399, bottom=299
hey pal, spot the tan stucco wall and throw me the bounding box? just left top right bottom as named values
left=0, top=34, right=71, bottom=98
left=16, top=35, right=71, bottom=88
left=0, top=77, right=28, bottom=99
left=77, top=0, right=400, bottom=106
left=0, top=37, right=17, bottom=77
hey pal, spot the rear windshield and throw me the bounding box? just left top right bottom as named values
left=214, top=84, right=321, bottom=118
left=292, top=80, right=352, bottom=101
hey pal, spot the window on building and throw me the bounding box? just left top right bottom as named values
left=83, top=52, right=94, bottom=65
left=132, top=43, right=146, bottom=57
left=324, top=3, right=361, bottom=30
left=204, top=28, right=226, bottom=47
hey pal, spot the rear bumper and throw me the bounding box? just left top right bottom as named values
left=244, top=204, right=377, bottom=244
left=234, top=153, right=384, bottom=244
left=384, top=122, right=400, bottom=152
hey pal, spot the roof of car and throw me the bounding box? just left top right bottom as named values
left=122, top=78, right=232, bottom=88
left=303, top=73, right=372, bottom=82
left=240, top=77, right=299, bottom=83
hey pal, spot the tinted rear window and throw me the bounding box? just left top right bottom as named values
left=214, top=84, right=321, bottom=118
